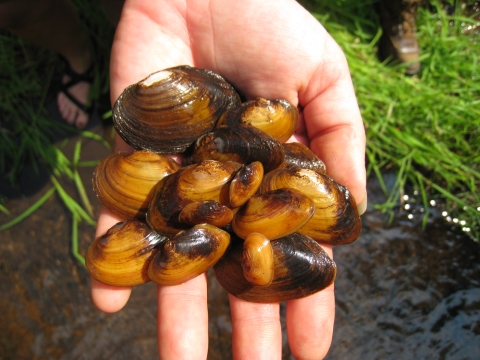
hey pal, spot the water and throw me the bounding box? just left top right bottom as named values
left=1, top=111, right=479, bottom=359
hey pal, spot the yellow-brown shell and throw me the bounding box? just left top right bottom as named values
left=147, top=160, right=239, bottom=236
left=229, top=161, right=264, bottom=208
left=92, top=150, right=181, bottom=220
left=231, top=188, right=316, bottom=240
left=259, top=167, right=362, bottom=245
left=112, top=65, right=241, bottom=154
left=242, top=233, right=274, bottom=286
left=86, top=221, right=167, bottom=286
left=216, top=98, right=299, bottom=143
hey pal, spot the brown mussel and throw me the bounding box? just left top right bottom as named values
left=281, top=142, right=326, bottom=174
left=216, top=98, right=299, bottom=143
left=86, top=220, right=167, bottom=287
left=93, top=150, right=181, bottom=219
left=183, top=124, right=285, bottom=173
left=148, top=223, right=230, bottom=286
left=228, top=161, right=264, bottom=208
left=258, top=167, right=362, bottom=245
left=178, top=200, right=234, bottom=228
left=231, top=188, right=316, bottom=240
left=214, top=232, right=336, bottom=303
left=241, top=233, right=274, bottom=286
left=112, top=65, right=241, bottom=154
left=147, top=160, right=240, bottom=236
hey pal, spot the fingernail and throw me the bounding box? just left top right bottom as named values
left=357, top=191, right=367, bottom=216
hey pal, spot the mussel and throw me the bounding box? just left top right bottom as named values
left=241, top=233, right=274, bottom=286
left=147, top=160, right=239, bottom=236
left=112, top=65, right=241, bottom=154
left=214, top=232, right=336, bottom=303
left=258, top=167, right=361, bottom=245
left=183, top=124, right=285, bottom=173
left=86, top=220, right=167, bottom=286
left=148, top=223, right=231, bottom=286
left=228, top=161, right=264, bottom=208
left=231, top=188, right=316, bottom=240
left=216, top=98, right=299, bottom=143
left=281, top=142, right=326, bottom=174
left=93, top=150, right=181, bottom=219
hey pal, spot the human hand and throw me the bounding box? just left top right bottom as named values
left=91, top=0, right=366, bottom=358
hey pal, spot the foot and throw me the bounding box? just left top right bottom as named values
left=57, top=58, right=93, bottom=129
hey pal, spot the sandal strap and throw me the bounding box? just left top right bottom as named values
left=59, top=55, right=94, bottom=84
left=58, top=55, right=95, bottom=114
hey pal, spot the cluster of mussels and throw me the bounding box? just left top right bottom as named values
left=86, top=65, right=362, bottom=303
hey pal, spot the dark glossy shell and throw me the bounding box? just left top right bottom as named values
left=183, top=124, right=285, bottom=173
left=259, top=168, right=361, bottom=245
left=112, top=65, right=241, bottom=154
left=216, top=98, right=299, bottom=143
left=214, top=232, right=336, bottom=302
left=147, top=160, right=239, bottom=236
left=148, top=224, right=231, bottom=285
left=86, top=221, right=167, bottom=286
left=178, top=200, right=234, bottom=228
left=232, top=188, right=316, bottom=240
left=93, top=150, right=181, bottom=219
left=281, top=142, right=326, bottom=174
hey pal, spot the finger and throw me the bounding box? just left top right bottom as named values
left=157, top=274, right=209, bottom=360
left=300, top=39, right=367, bottom=207
left=286, top=245, right=335, bottom=359
left=229, top=295, right=282, bottom=359
left=90, top=277, right=132, bottom=313
left=90, top=206, right=132, bottom=312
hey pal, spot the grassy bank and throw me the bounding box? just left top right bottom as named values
left=306, top=0, right=479, bottom=240
left=1, top=0, right=479, bottom=241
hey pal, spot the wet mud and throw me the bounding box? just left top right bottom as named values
left=1, top=106, right=479, bottom=359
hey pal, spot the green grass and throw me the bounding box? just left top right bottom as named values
left=305, top=0, right=479, bottom=240
left=0, top=0, right=479, bottom=242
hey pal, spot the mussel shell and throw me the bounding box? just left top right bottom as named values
left=242, top=233, right=274, bottom=286
left=229, top=161, right=264, bottom=208
left=232, top=188, right=316, bottom=240
left=281, top=142, right=326, bottom=174
left=112, top=65, right=241, bottom=154
left=216, top=98, right=299, bottom=143
left=214, top=232, right=336, bottom=302
left=259, top=168, right=361, bottom=245
left=183, top=124, right=285, bottom=173
left=147, top=160, right=239, bottom=236
left=86, top=221, right=167, bottom=286
left=178, top=200, right=234, bottom=228
left=148, top=224, right=231, bottom=286
left=93, top=150, right=181, bottom=220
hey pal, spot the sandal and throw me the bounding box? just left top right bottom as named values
left=58, top=56, right=95, bottom=127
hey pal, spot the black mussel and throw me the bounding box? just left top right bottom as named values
left=183, top=124, right=285, bottom=172
left=148, top=224, right=231, bottom=286
left=112, top=65, right=241, bottom=154
left=214, top=232, right=336, bottom=303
